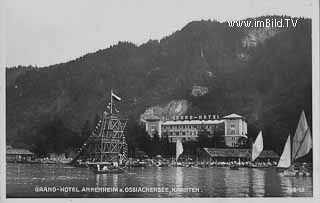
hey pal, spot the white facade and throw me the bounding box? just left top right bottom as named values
left=144, top=113, right=248, bottom=148
left=223, top=114, right=248, bottom=147
left=161, top=118, right=225, bottom=142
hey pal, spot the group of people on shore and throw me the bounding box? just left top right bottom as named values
left=127, top=158, right=279, bottom=168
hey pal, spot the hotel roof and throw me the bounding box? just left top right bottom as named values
left=162, top=120, right=224, bottom=125
left=6, top=148, right=34, bottom=155
left=223, top=114, right=244, bottom=119
left=144, top=115, right=161, bottom=121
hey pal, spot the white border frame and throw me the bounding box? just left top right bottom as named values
left=0, top=0, right=319, bottom=203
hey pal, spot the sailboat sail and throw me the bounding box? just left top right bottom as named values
left=277, top=135, right=291, bottom=168
left=176, top=138, right=183, bottom=162
left=292, top=111, right=312, bottom=161
left=252, top=131, right=263, bottom=162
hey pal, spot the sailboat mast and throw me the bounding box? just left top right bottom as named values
left=250, top=137, right=253, bottom=162
left=290, top=133, right=293, bottom=166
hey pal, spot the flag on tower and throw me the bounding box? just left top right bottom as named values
left=115, top=108, right=119, bottom=113
left=112, top=92, right=122, bottom=101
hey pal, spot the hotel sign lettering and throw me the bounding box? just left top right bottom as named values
left=173, top=115, right=220, bottom=121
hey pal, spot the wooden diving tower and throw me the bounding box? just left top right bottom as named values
left=71, top=91, right=128, bottom=165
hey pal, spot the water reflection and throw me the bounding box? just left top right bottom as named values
left=263, top=169, right=282, bottom=196
left=6, top=164, right=313, bottom=198
left=251, top=169, right=265, bottom=197
left=96, top=174, right=108, bottom=187
left=279, top=175, right=313, bottom=197
left=224, top=168, right=251, bottom=197
left=280, top=175, right=293, bottom=196
left=175, top=167, right=183, bottom=188
left=155, top=167, right=162, bottom=187
left=113, top=174, right=119, bottom=188
left=96, top=174, right=99, bottom=187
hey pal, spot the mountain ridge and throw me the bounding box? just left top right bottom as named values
left=6, top=15, right=312, bottom=155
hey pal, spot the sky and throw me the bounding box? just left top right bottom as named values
left=5, top=0, right=314, bottom=67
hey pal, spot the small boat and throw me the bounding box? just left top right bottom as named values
left=248, top=163, right=270, bottom=169
left=131, top=161, right=147, bottom=167
left=229, top=165, right=239, bottom=170
left=156, top=161, right=169, bottom=167
left=93, top=166, right=126, bottom=174
left=281, top=169, right=311, bottom=177
left=175, top=162, right=183, bottom=167
left=277, top=111, right=312, bottom=177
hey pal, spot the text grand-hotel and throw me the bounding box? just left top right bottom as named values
left=144, top=113, right=248, bottom=148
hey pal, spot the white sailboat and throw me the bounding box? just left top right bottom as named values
left=248, top=131, right=265, bottom=168
left=252, top=131, right=264, bottom=162
left=277, top=135, right=291, bottom=168
left=175, top=138, right=184, bottom=166
left=277, top=110, right=312, bottom=176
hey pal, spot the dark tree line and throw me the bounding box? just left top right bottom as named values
left=6, top=16, right=312, bottom=157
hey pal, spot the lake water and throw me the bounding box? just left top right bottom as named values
left=6, top=163, right=312, bottom=198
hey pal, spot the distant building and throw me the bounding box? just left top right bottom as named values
left=49, top=153, right=66, bottom=160
left=6, top=145, right=35, bottom=162
left=144, top=113, right=248, bottom=148
left=144, top=115, right=162, bottom=138
left=223, top=114, right=248, bottom=148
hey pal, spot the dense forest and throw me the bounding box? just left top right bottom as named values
left=6, top=15, right=312, bottom=157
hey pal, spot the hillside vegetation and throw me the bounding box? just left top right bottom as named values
left=6, top=16, right=312, bottom=155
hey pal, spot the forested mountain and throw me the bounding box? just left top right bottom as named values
left=6, top=16, right=312, bottom=155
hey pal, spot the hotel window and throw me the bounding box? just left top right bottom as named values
left=230, top=122, right=236, bottom=135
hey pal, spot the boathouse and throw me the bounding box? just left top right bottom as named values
left=6, top=145, right=35, bottom=162
left=199, top=148, right=279, bottom=162
left=254, top=150, right=279, bottom=162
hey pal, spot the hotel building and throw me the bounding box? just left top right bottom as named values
left=144, top=113, right=248, bottom=148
